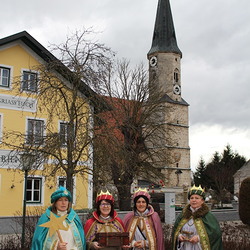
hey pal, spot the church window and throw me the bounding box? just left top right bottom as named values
left=174, top=69, right=179, bottom=83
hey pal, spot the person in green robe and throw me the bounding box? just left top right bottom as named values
left=172, top=185, right=223, bottom=250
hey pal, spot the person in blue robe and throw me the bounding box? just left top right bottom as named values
left=32, top=186, right=86, bottom=250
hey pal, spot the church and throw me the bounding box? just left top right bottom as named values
left=147, top=0, right=191, bottom=197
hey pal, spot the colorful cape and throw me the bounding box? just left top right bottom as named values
left=31, top=207, right=86, bottom=250
left=84, top=210, right=125, bottom=244
left=172, top=203, right=223, bottom=250
left=123, top=205, right=165, bottom=250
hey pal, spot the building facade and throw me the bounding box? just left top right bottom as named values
left=0, top=31, right=95, bottom=216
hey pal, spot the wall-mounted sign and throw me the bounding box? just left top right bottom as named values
left=0, top=150, right=20, bottom=168
left=0, top=94, right=37, bottom=112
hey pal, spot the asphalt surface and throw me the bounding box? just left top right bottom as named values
left=0, top=209, right=240, bottom=235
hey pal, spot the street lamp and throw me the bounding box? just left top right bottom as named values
left=20, top=153, right=35, bottom=249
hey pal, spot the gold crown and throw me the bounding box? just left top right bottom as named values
left=133, top=187, right=150, bottom=200
left=97, top=190, right=112, bottom=197
left=96, top=190, right=114, bottom=203
left=190, top=185, right=205, bottom=193
left=134, top=187, right=148, bottom=194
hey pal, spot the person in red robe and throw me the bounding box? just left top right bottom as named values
left=123, top=188, right=165, bottom=250
left=84, top=190, right=126, bottom=250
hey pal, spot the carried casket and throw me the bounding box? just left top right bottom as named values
left=96, top=232, right=129, bottom=247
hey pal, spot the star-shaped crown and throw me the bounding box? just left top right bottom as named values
left=97, top=190, right=112, bottom=196
left=133, top=187, right=150, bottom=200
left=190, top=185, right=205, bottom=193
left=188, top=185, right=205, bottom=199
left=134, top=187, right=148, bottom=193
left=96, top=190, right=114, bottom=203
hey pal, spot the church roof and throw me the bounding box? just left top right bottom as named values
left=148, top=0, right=182, bottom=57
left=160, top=94, right=189, bottom=106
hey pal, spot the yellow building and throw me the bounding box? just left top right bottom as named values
left=0, top=31, right=97, bottom=216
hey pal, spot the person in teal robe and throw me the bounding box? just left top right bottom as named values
left=32, top=186, right=86, bottom=250
left=172, top=185, right=223, bottom=250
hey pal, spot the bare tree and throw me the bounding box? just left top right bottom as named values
left=3, top=29, right=171, bottom=208
left=93, top=59, right=170, bottom=210
left=3, top=28, right=114, bottom=194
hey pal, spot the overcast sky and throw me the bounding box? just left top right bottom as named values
left=1, top=0, right=250, bottom=170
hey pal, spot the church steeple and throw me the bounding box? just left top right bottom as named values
left=148, top=0, right=182, bottom=57
left=147, top=0, right=191, bottom=192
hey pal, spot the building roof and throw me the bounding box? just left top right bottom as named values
left=0, top=31, right=108, bottom=113
left=160, top=94, right=189, bottom=106
left=148, top=0, right=182, bottom=57
left=234, top=159, right=250, bottom=178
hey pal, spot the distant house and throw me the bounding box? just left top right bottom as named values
left=234, top=160, right=250, bottom=195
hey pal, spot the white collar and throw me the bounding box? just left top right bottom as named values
left=100, top=214, right=110, bottom=220
left=57, top=210, right=67, bottom=216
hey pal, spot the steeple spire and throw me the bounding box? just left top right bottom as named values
left=148, top=0, right=182, bottom=57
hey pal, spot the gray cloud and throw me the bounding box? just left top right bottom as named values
left=1, top=0, right=250, bottom=165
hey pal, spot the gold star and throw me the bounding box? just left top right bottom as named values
left=39, top=212, right=69, bottom=237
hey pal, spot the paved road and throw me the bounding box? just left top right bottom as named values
left=175, top=209, right=240, bottom=222
left=0, top=209, right=240, bottom=235
left=0, top=217, right=22, bottom=235
left=212, top=209, right=240, bottom=221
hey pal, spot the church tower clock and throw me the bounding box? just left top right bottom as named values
left=148, top=0, right=191, bottom=190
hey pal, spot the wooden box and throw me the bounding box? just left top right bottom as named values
left=96, top=232, right=129, bottom=247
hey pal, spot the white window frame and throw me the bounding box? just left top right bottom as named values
left=58, top=120, right=76, bottom=147
left=57, top=176, right=76, bottom=204
left=26, top=176, right=44, bottom=204
left=26, top=117, right=46, bottom=145
left=0, top=64, right=13, bottom=89
left=59, top=121, right=69, bottom=147
left=21, top=69, right=39, bottom=92
left=0, top=113, right=3, bottom=143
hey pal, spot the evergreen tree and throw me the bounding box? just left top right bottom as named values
left=193, top=145, right=246, bottom=204
left=193, top=157, right=206, bottom=186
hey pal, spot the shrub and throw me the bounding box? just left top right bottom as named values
left=239, top=177, right=250, bottom=225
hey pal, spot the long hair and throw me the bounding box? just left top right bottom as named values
left=96, top=199, right=114, bottom=217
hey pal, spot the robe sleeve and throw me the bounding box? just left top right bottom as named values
left=115, top=216, right=126, bottom=231
left=31, top=212, right=49, bottom=250
left=73, top=212, right=87, bottom=250
left=171, top=212, right=183, bottom=250
left=202, top=212, right=223, bottom=250
left=84, top=217, right=96, bottom=237
left=123, top=212, right=134, bottom=231
left=151, top=212, right=165, bottom=250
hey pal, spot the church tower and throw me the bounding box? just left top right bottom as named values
left=148, top=0, right=191, bottom=189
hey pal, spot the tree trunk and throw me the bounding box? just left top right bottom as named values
left=66, top=169, right=74, bottom=195
left=117, top=184, right=132, bottom=211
